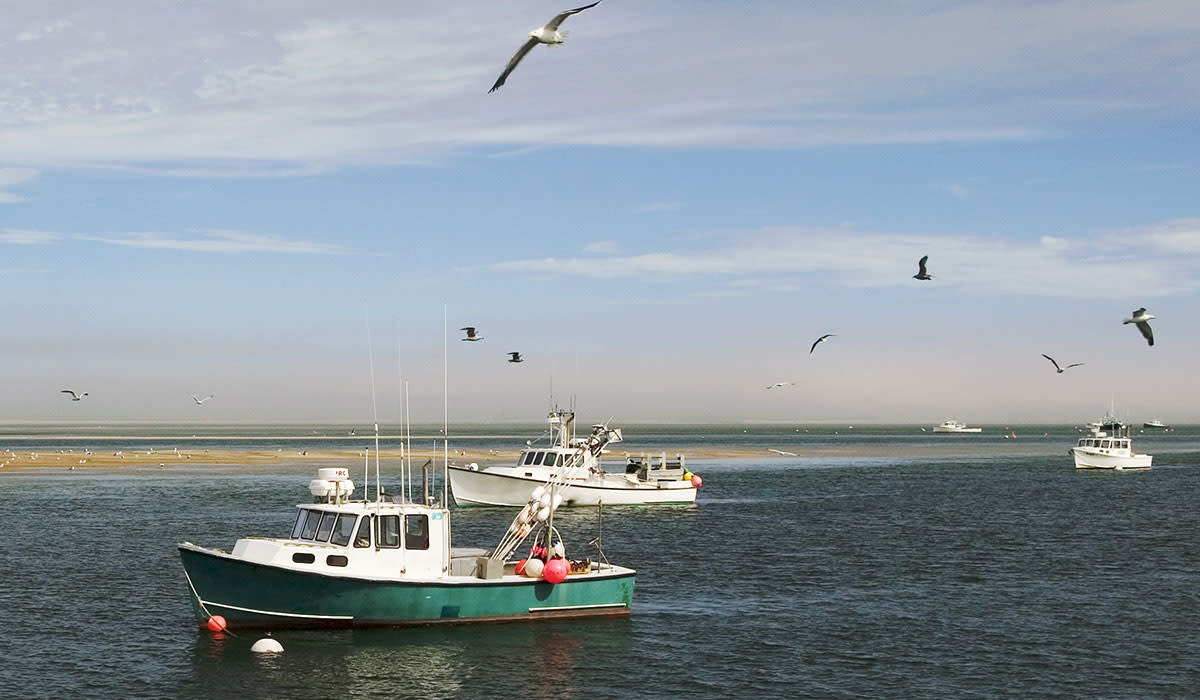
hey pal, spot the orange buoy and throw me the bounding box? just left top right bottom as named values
left=543, top=558, right=569, bottom=584
left=206, top=615, right=228, bottom=632
left=691, top=474, right=703, bottom=488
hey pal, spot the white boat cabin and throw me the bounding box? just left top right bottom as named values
left=1075, top=436, right=1132, bottom=453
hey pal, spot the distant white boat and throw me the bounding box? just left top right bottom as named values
left=1072, top=419, right=1152, bottom=471
left=448, top=410, right=700, bottom=507
left=1143, top=419, right=1168, bottom=429
left=932, top=419, right=982, bottom=433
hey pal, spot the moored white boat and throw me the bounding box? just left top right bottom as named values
left=1143, top=419, right=1168, bottom=429
left=1072, top=419, right=1152, bottom=471
left=932, top=419, right=982, bottom=433
left=448, top=410, right=700, bottom=507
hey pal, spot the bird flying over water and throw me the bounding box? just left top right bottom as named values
left=507, top=352, right=524, bottom=363
left=913, top=255, right=932, bottom=280
left=766, top=381, right=795, bottom=390
left=192, top=394, right=214, bottom=405
left=60, top=390, right=88, bottom=401
left=1122, top=308, right=1155, bottom=346
left=489, top=2, right=602, bottom=93
left=460, top=327, right=484, bottom=342
left=810, top=334, right=835, bottom=354
left=768, top=448, right=797, bottom=456
left=1041, top=354, right=1084, bottom=374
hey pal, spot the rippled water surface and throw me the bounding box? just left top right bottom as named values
left=2, top=426, right=1199, bottom=699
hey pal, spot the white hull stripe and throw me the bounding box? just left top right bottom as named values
left=202, top=599, right=354, bottom=620
left=529, top=603, right=628, bottom=613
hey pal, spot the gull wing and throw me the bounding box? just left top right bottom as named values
left=1136, top=321, right=1154, bottom=346
left=1040, top=354, right=1061, bottom=371
left=489, top=37, right=539, bottom=93
left=917, top=255, right=928, bottom=274
left=545, top=1, right=602, bottom=30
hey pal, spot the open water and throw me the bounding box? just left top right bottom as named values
left=2, top=424, right=1199, bottom=699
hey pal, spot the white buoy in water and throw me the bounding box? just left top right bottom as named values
left=251, top=637, right=284, bottom=653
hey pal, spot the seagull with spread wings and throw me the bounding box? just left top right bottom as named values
left=1041, top=354, right=1084, bottom=374
left=810, top=334, right=835, bottom=354
left=489, top=2, right=602, bottom=93
left=507, top=352, right=524, bottom=363
left=1122, top=308, right=1155, bottom=346
left=460, top=327, right=484, bottom=342
left=61, top=390, right=88, bottom=401
left=192, top=394, right=214, bottom=405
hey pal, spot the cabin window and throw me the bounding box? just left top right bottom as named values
left=292, top=553, right=315, bottom=564
left=291, top=510, right=308, bottom=538
left=330, top=513, right=358, bottom=546
left=1101, top=440, right=1112, bottom=449
left=554, top=453, right=565, bottom=467
left=326, top=555, right=349, bottom=567
left=315, top=512, right=337, bottom=542
left=405, top=514, right=430, bottom=550
left=523, top=451, right=536, bottom=466
left=377, top=514, right=401, bottom=548
left=300, top=509, right=323, bottom=540
left=354, top=517, right=372, bottom=548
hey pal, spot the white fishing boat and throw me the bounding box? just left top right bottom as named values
left=1072, top=418, right=1152, bottom=470
left=1143, top=418, right=1168, bottom=429
left=448, top=410, right=701, bottom=507
left=932, top=419, right=982, bottom=433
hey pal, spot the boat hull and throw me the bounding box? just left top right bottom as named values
left=448, top=465, right=698, bottom=507
left=179, top=544, right=635, bottom=629
left=1072, top=448, right=1152, bottom=470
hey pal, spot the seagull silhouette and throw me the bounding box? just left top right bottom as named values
left=913, top=255, right=932, bottom=280
left=810, top=334, right=835, bottom=354
left=460, top=327, right=484, bottom=342
left=489, top=2, right=602, bottom=93
left=766, top=381, right=795, bottom=390
left=507, top=352, right=524, bottom=363
left=60, top=390, right=88, bottom=401
left=191, top=394, right=214, bottom=405
left=1122, top=308, right=1155, bottom=346
left=1041, top=354, right=1084, bottom=374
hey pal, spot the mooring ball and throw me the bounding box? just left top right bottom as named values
left=524, top=558, right=545, bottom=578
left=206, top=615, right=227, bottom=632
left=691, top=474, right=703, bottom=488
left=251, top=638, right=284, bottom=653
left=543, top=558, right=569, bottom=584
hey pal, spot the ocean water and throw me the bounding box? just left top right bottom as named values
left=1, top=425, right=1199, bottom=699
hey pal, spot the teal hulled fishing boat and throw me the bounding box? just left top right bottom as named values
left=179, top=424, right=634, bottom=630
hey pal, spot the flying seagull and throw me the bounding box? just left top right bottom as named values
left=507, top=352, right=524, bottom=363
left=766, top=381, right=795, bottom=390
left=1041, top=354, right=1084, bottom=374
left=489, top=1, right=602, bottom=93
left=810, top=334, right=835, bottom=354
left=192, top=394, right=214, bottom=405
left=1122, top=308, right=1155, bottom=346
left=913, top=255, right=932, bottom=280
left=768, top=448, right=798, bottom=456
left=460, top=327, right=484, bottom=342
left=60, top=390, right=88, bottom=401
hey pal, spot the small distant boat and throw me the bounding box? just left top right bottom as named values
left=932, top=419, right=982, bottom=433
left=1143, top=419, right=1169, bottom=429
left=1073, top=414, right=1152, bottom=470
left=448, top=410, right=700, bottom=507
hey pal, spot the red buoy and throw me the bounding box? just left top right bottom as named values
left=543, top=558, right=569, bottom=584
left=206, top=615, right=228, bottom=632
left=691, top=474, right=703, bottom=488
left=515, top=558, right=528, bottom=575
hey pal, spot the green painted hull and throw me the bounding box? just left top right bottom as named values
left=179, top=546, right=635, bottom=629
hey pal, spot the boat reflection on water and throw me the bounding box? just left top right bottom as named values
left=186, top=619, right=632, bottom=697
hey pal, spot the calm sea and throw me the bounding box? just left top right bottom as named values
left=1, top=424, right=1198, bottom=699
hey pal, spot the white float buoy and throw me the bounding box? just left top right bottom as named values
left=251, top=637, right=284, bottom=653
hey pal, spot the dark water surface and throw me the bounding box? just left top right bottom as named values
left=2, top=427, right=1199, bottom=699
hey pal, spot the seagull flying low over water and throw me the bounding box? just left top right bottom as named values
left=507, top=352, right=524, bottom=363
left=768, top=448, right=798, bottom=456
left=1122, top=308, right=1155, bottom=346
left=766, top=381, right=795, bottom=390
left=489, top=1, right=602, bottom=93
left=1041, top=354, right=1084, bottom=374
left=913, top=255, right=932, bottom=280
left=810, top=334, right=835, bottom=354
left=460, top=327, right=484, bottom=342
left=61, top=390, right=88, bottom=401
left=192, top=394, right=214, bottom=405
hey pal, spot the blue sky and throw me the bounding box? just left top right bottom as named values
left=2, top=0, right=1198, bottom=424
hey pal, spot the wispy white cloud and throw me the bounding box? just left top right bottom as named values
left=0, top=167, right=38, bottom=202
left=0, top=227, right=343, bottom=254
left=480, top=220, right=1200, bottom=300
left=0, top=2, right=1196, bottom=170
